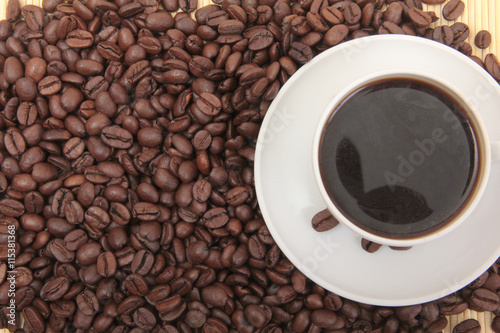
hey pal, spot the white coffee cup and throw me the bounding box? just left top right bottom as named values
left=312, top=69, right=499, bottom=247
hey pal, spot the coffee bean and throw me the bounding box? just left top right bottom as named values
left=449, top=22, right=469, bottom=43
left=440, top=301, right=468, bottom=316
left=4, top=131, right=26, bottom=156
left=311, top=309, right=338, bottom=328
left=218, top=19, right=245, bottom=35
left=201, top=285, right=228, bottom=307
left=52, top=188, right=74, bottom=217
left=12, top=173, right=36, bottom=192
left=443, top=0, right=465, bottom=21
left=96, top=251, right=117, bottom=277
left=22, top=5, right=44, bottom=31
left=66, top=29, right=94, bottom=48
left=226, top=186, right=250, bottom=206
left=186, top=240, right=210, bottom=264
left=433, top=25, right=454, bottom=45
left=184, top=309, right=206, bottom=328
left=84, top=76, right=110, bottom=99
left=453, top=318, right=481, bottom=333
left=7, top=0, right=21, bottom=22
left=38, top=75, right=61, bottom=95
left=101, top=125, right=133, bottom=149
left=475, top=30, right=492, bottom=49
left=4, top=56, right=23, bottom=84
left=131, top=249, right=155, bottom=275
left=390, top=246, right=413, bottom=251
left=470, top=288, right=500, bottom=311
left=196, top=92, right=222, bottom=116
left=64, top=229, right=88, bottom=251
left=291, top=16, right=311, bottom=36
left=40, top=277, right=70, bottom=301
left=379, top=21, right=405, bottom=34
left=48, top=238, right=75, bottom=262
left=324, top=24, right=349, bottom=46
left=85, top=205, right=111, bottom=230
left=426, top=316, right=448, bottom=333
left=321, top=6, right=344, bottom=25
left=288, top=41, right=313, bottom=64
left=118, top=2, right=144, bottom=17
left=312, top=208, right=339, bottom=232
left=132, top=307, right=156, bottom=330
left=17, top=102, right=38, bottom=127
left=203, top=207, right=229, bottom=228
left=63, top=137, right=85, bottom=160
left=360, top=238, right=383, bottom=253
left=22, top=306, right=46, bottom=333
left=344, top=2, right=362, bottom=25
left=131, top=202, right=160, bottom=221
left=467, top=54, right=483, bottom=67
left=77, top=289, right=100, bottom=315
left=248, top=29, right=274, bottom=51
left=15, top=77, right=37, bottom=101
left=485, top=54, right=500, bottom=81
left=179, top=0, right=197, bottom=13
left=76, top=242, right=102, bottom=266
left=383, top=2, right=402, bottom=25
left=455, top=41, right=473, bottom=56
left=24, top=191, right=44, bottom=213
left=97, top=41, right=124, bottom=61
left=0, top=198, right=25, bottom=217
left=156, top=293, right=182, bottom=313
left=76, top=59, right=104, bottom=76
left=492, top=316, right=500, bottom=333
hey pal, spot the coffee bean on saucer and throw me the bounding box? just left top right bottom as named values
left=389, top=246, right=413, bottom=251
left=312, top=209, right=339, bottom=232
left=361, top=238, right=383, bottom=253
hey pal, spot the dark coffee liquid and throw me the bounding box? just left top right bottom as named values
left=319, top=78, right=479, bottom=239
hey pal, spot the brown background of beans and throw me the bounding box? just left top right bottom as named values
left=1, top=0, right=498, bottom=332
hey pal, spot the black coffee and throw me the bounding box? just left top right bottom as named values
left=319, top=77, right=479, bottom=239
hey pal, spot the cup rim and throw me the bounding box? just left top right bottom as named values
left=311, top=68, right=492, bottom=247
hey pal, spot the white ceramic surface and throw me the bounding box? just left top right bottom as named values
left=311, top=69, right=492, bottom=247
left=254, top=35, right=500, bottom=306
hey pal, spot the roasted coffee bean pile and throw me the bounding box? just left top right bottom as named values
left=1, top=0, right=500, bottom=331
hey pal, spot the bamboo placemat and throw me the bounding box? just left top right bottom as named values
left=0, top=0, right=498, bottom=332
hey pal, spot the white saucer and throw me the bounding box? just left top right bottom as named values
left=255, top=35, right=500, bottom=306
